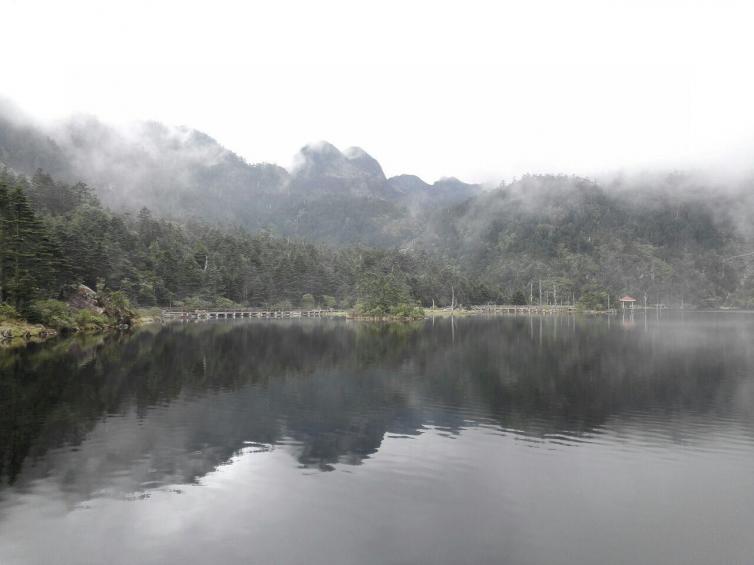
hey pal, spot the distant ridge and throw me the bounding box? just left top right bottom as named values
left=0, top=106, right=481, bottom=246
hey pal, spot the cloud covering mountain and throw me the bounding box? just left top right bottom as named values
left=0, top=105, right=481, bottom=246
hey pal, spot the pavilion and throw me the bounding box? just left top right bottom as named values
left=618, top=295, right=637, bottom=310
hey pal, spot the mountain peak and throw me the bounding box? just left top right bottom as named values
left=292, top=141, right=343, bottom=173
left=434, top=176, right=464, bottom=186
left=343, top=146, right=384, bottom=179
left=388, top=174, right=430, bottom=194
left=300, top=140, right=341, bottom=158
left=292, top=141, right=386, bottom=182
left=343, top=146, right=369, bottom=159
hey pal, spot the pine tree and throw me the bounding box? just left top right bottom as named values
left=0, top=183, right=58, bottom=308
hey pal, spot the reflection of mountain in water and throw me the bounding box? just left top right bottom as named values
left=1, top=315, right=753, bottom=500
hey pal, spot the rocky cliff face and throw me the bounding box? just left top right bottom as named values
left=290, top=142, right=390, bottom=199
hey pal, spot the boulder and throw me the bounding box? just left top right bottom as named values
left=67, top=284, right=105, bottom=314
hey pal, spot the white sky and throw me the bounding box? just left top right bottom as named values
left=2, top=0, right=754, bottom=183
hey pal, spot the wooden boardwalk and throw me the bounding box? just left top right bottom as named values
left=161, top=308, right=327, bottom=322
left=467, top=304, right=576, bottom=314
left=161, top=304, right=576, bottom=323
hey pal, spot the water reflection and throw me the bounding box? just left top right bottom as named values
left=1, top=314, right=754, bottom=564
left=2, top=314, right=753, bottom=493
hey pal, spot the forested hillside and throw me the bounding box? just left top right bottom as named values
left=420, top=174, right=754, bottom=308
left=0, top=168, right=492, bottom=319
left=2, top=100, right=754, bottom=311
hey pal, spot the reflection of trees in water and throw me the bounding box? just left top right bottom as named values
left=1, top=315, right=753, bottom=492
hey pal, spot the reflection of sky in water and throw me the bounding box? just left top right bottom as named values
left=1, top=314, right=754, bottom=564
left=3, top=425, right=754, bottom=565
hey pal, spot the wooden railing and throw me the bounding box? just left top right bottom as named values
left=161, top=308, right=328, bottom=321
left=465, top=304, right=576, bottom=313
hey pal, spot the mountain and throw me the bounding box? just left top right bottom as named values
left=420, top=174, right=753, bottom=307
left=2, top=102, right=754, bottom=308
left=0, top=106, right=481, bottom=246
left=291, top=142, right=387, bottom=197
left=386, top=174, right=482, bottom=213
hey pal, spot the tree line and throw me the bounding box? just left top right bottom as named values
left=0, top=168, right=497, bottom=319
left=3, top=167, right=753, bottom=321
left=419, top=174, right=753, bottom=309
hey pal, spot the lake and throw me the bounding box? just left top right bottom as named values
left=1, top=313, right=754, bottom=565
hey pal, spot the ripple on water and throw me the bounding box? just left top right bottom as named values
left=3, top=315, right=754, bottom=565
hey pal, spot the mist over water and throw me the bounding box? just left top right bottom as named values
left=5, top=4, right=754, bottom=564
left=1, top=314, right=754, bottom=564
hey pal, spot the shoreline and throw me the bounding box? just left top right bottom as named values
left=0, top=320, right=58, bottom=346
left=6, top=306, right=752, bottom=347
left=0, top=315, right=155, bottom=348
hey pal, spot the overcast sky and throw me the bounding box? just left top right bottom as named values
left=2, top=0, right=754, bottom=183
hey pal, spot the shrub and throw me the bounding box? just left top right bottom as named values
left=357, top=271, right=412, bottom=315
left=28, top=300, right=77, bottom=330
left=97, top=289, right=136, bottom=326
left=354, top=301, right=386, bottom=317
left=355, top=301, right=425, bottom=319
left=0, top=303, right=20, bottom=322
left=389, top=303, right=425, bottom=320
left=214, top=296, right=239, bottom=309
left=74, top=309, right=108, bottom=330
left=178, top=296, right=213, bottom=310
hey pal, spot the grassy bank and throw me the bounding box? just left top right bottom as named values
left=0, top=318, right=58, bottom=348
left=0, top=289, right=140, bottom=347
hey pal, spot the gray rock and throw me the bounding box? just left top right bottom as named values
left=67, top=284, right=105, bottom=314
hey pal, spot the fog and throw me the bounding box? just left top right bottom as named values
left=3, top=1, right=754, bottom=260
left=3, top=1, right=754, bottom=184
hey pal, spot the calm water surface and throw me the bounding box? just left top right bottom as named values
left=1, top=313, right=754, bottom=565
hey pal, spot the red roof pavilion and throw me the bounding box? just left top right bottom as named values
left=618, top=295, right=637, bottom=309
